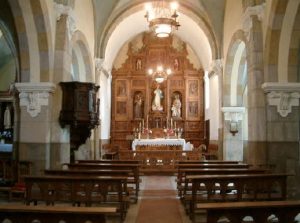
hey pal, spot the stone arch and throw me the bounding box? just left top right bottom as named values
left=96, top=1, right=219, bottom=65
left=29, top=0, right=53, bottom=82
left=288, top=4, right=300, bottom=82
left=264, top=0, right=288, bottom=82
left=7, top=0, right=30, bottom=82
left=70, top=30, right=94, bottom=82
left=224, top=30, right=248, bottom=107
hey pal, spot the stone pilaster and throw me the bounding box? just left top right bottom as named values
left=262, top=82, right=300, bottom=198
left=242, top=3, right=267, bottom=167
left=221, top=107, right=245, bottom=161
left=210, top=59, right=223, bottom=159
left=15, top=82, right=56, bottom=175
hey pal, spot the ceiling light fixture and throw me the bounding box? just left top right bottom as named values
left=148, top=65, right=172, bottom=83
left=144, top=1, right=180, bottom=38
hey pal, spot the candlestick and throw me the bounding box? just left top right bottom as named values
left=146, top=115, right=149, bottom=129
left=166, top=117, right=169, bottom=129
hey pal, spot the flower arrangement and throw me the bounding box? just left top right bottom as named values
left=163, top=128, right=174, bottom=135
left=143, top=128, right=152, bottom=134
left=0, top=130, right=12, bottom=142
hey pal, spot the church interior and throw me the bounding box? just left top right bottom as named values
left=0, top=0, right=300, bottom=222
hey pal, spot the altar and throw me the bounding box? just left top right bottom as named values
left=132, top=138, right=187, bottom=151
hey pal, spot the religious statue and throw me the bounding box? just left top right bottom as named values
left=134, top=93, right=143, bottom=119
left=174, top=58, right=179, bottom=70
left=152, top=84, right=163, bottom=111
left=171, top=93, right=181, bottom=118
left=4, top=106, right=11, bottom=129
left=136, top=59, right=142, bottom=70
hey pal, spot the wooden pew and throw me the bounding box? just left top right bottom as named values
left=0, top=204, right=116, bottom=223
left=66, top=163, right=140, bottom=202
left=77, top=159, right=140, bottom=164
left=176, top=160, right=241, bottom=164
left=187, top=173, right=290, bottom=221
left=176, top=163, right=250, bottom=169
left=44, top=169, right=135, bottom=202
left=197, top=200, right=300, bottom=223
left=45, top=169, right=131, bottom=177
left=177, top=168, right=268, bottom=199
left=23, top=175, right=128, bottom=220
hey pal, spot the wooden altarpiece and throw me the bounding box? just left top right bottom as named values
left=111, top=33, right=205, bottom=150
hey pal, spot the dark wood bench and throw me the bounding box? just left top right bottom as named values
left=176, top=163, right=250, bottom=169
left=44, top=169, right=136, bottom=202
left=177, top=160, right=241, bottom=164
left=77, top=159, right=140, bottom=164
left=187, top=173, right=290, bottom=221
left=197, top=200, right=300, bottom=223
left=65, top=163, right=140, bottom=202
left=177, top=168, right=268, bottom=199
left=23, top=175, right=128, bottom=220
left=0, top=204, right=116, bottom=223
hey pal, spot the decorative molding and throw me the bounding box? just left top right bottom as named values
left=95, top=58, right=110, bottom=78
left=262, top=82, right=300, bottom=117
left=54, top=3, right=76, bottom=40
left=95, top=58, right=103, bottom=72
left=209, top=59, right=223, bottom=76
left=15, top=82, right=56, bottom=118
left=221, top=107, right=245, bottom=121
left=242, top=3, right=266, bottom=41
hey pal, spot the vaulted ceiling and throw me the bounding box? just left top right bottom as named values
left=92, top=0, right=226, bottom=71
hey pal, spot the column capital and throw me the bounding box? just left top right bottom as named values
left=95, top=58, right=110, bottom=78
left=209, top=59, right=223, bottom=76
left=54, top=3, right=76, bottom=40
left=262, top=82, right=300, bottom=117
left=221, top=107, right=245, bottom=121
left=15, top=82, right=56, bottom=118
left=242, top=3, right=265, bottom=41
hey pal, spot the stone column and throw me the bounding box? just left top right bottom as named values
left=48, top=3, right=75, bottom=167
left=221, top=107, right=245, bottom=161
left=262, top=82, right=300, bottom=198
left=242, top=3, right=267, bottom=166
left=94, top=58, right=103, bottom=159
left=210, top=59, right=223, bottom=159
left=15, top=82, right=56, bottom=175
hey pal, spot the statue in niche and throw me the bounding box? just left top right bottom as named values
left=152, top=84, right=163, bottom=111
left=134, top=92, right=143, bottom=119
left=174, top=58, right=179, bottom=70
left=136, top=59, right=142, bottom=70
left=171, top=93, right=181, bottom=118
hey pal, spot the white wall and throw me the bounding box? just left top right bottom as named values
left=73, top=0, right=95, bottom=62
left=205, top=73, right=219, bottom=141
left=100, top=72, right=111, bottom=140
left=223, top=0, right=244, bottom=65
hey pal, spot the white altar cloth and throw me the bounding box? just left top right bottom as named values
left=132, top=138, right=187, bottom=151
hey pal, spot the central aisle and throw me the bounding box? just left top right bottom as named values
left=124, top=176, right=192, bottom=223
left=136, top=176, right=182, bottom=223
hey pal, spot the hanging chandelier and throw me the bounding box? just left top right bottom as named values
left=148, top=65, right=172, bottom=83
left=144, top=1, right=180, bottom=38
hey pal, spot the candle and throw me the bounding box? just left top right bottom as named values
left=174, top=121, right=176, bottom=129
left=146, top=115, right=149, bottom=129
left=142, top=119, right=144, bottom=129
left=171, top=118, right=173, bottom=129
left=166, top=117, right=168, bottom=129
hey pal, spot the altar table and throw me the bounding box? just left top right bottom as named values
left=132, top=138, right=187, bottom=151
